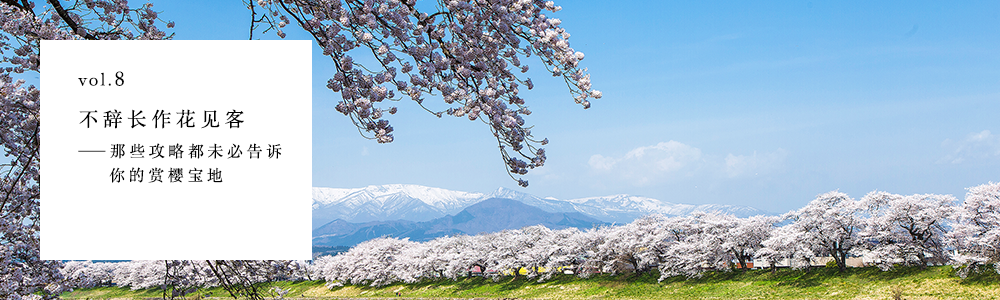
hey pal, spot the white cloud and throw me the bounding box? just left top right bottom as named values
left=622, top=141, right=703, bottom=172
left=588, top=154, right=617, bottom=171
left=970, top=130, right=992, bottom=142
left=939, top=130, right=1000, bottom=164
left=723, top=149, right=788, bottom=178
left=588, top=141, right=786, bottom=186
left=587, top=141, right=702, bottom=186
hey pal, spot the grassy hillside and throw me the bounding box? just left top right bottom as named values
left=62, top=266, right=1000, bottom=299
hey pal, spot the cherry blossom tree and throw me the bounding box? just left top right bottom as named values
left=58, top=261, right=114, bottom=290
left=508, top=225, right=556, bottom=279
left=783, top=191, right=865, bottom=272
left=756, top=225, right=816, bottom=272
left=111, top=260, right=170, bottom=291
left=650, top=215, right=695, bottom=278
left=657, top=213, right=757, bottom=279
left=724, top=215, right=778, bottom=270
left=477, top=229, right=530, bottom=280
left=312, top=236, right=419, bottom=286
left=428, top=234, right=485, bottom=279
left=0, top=1, right=171, bottom=298
left=391, top=236, right=457, bottom=281
left=949, top=182, right=1000, bottom=276
left=656, top=214, right=714, bottom=279
left=856, top=191, right=958, bottom=270
left=552, top=226, right=603, bottom=278
left=536, top=227, right=584, bottom=280
left=589, top=215, right=668, bottom=276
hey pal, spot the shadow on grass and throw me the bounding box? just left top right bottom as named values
left=350, top=275, right=544, bottom=295
left=318, top=265, right=996, bottom=298
left=655, top=265, right=952, bottom=289
left=654, top=268, right=828, bottom=288
left=849, top=265, right=936, bottom=281
left=953, top=266, right=1000, bottom=286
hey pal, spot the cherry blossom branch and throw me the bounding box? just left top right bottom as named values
left=249, top=0, right=600, bottom=186
left=0, top=124, right=37, bottom=217
left=47, top=0, right=96, bottom=39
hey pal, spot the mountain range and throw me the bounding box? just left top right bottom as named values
left=312, top=184, right=485, bottom=227
left=312, top=184, right=771, bottom=228
left=312, top=198, right=605, bottom=247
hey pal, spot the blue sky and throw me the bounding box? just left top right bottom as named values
left=156, top=1, right=1000, bottom=213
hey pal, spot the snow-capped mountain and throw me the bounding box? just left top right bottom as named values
left=556, top=194, right=769, bottom=223
left=312, top=184, right=771, bottom=227
left=312, top=198, right=606, bottom=247
left=312, top=184, right=485, bottom=228
left=482, top=187, right=579, bottom=213
left=479, top=187, right=770, bottom=223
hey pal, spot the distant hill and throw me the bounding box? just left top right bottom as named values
left=311, top=245, right=350, bottom=259
left=312, top=184, right=773, bottom=227
left=481, top=187, right=773, bottom=223
left=312, top=198, right=607, bottom=247
left=312, top=184, right=484, bottom=228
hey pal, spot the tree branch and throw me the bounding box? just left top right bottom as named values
left=247, top=0, right=255, bottom=40
left=46, top=0, right=97, bottom=40
left=1, top=0, right=28, bottom=12
left=1, top=124, right=39, bottom=216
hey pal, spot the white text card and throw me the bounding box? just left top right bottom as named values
left=41, top=40, right=312, bottom=260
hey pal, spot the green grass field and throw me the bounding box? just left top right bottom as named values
left=62, top=266, right=1000, bottom=299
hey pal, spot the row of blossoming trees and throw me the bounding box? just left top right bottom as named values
left=58, top=182, right=1000, bottom=290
